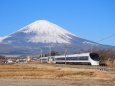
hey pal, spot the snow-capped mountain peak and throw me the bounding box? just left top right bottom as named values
left=0, top=20, right=114, bottom=55
left=19, top=20, right=75, bottom=35
left=17, top=20, right=76, bottom=43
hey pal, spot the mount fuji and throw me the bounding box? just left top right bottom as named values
left=0, top=20, right=114, bottom=55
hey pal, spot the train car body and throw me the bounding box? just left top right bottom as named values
left=39, top=53, right=100, bottom=65
left=39, top=57, right=49, bottom=63
left=54, top=53, right=100, bottom=65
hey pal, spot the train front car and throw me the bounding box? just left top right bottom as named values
left=89, top=53, right=100, bottom=65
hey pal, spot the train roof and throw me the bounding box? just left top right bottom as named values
left=40, top=53, right=98, bottom=58
left=52, top=53, right=92, bottom=57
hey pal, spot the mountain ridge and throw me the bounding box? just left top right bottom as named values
left=0, top=20, right=114, bottom=55
left=2, top=20, right=77, bottom=44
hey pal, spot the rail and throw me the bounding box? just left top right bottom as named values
left=53, top=64, right=115, bottom=73
left=27, top=63, right=115, bottom=73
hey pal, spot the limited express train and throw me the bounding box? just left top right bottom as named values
left=39, top=53, right=100, bottom=65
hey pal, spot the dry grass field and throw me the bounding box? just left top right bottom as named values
left=0, top=63, right=115, bottom=86
left=0, top=64, right=94, bottom=77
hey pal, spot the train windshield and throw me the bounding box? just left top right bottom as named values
left=89, top=53, right=100, bottom=61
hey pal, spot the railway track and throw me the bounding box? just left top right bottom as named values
left=52, top=64, right=115, bottom=73
left=27, top=63, right=115, bottom=73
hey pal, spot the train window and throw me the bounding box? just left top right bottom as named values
left=56, top=56, right=89, bottom=61
left=56, top=58, right=65, bottom=60
left=90, top=53, right=100, bottom=61
left=74, top=57, right=78, bottom=60
left=67, top=57, right=73, bottom=60
left=83, top=56, right=88, bottom=60
left=77, top=56, right=88, bottom=60
left=66, top=57, right=69, bottom=60
left=67, top=57, right=78, bottom=60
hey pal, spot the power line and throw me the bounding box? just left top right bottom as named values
left=96, top=34, right=115, bottom=43
left=91, top=33, right=115, bottom=52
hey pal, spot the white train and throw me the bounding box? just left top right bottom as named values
left=39, top=53, right=100, bottom=65
left=39, top=57, right=49, bottom=63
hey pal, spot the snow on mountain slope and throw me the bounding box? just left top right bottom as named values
left=2, top=20, right=99, bottom=47
left=17, top=20, right=76, bottom=43
left=0, top=20, right=115, bottom=55
left=0, top=36, right=9, bottom=42
left=0, top=37, right=2, bottom=42
left=83, top=41, right=98, bottom=46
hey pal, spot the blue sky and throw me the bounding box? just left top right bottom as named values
left=0, top=0, right=115, bottom=46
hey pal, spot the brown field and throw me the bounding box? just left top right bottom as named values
left=0, top=63, right=115, bottom=86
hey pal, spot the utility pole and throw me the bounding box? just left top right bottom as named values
left=91, top=44, right=92, bottom=53
left=41, top=49, right=42, bottom=63
left=64, top=44, right=67, bottom=64
left=49, top=46, right=51, bottom=56
left=49, top=46, right=51, bottom=63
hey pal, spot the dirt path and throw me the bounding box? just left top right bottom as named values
left=0, top=77, right=115, bottom=86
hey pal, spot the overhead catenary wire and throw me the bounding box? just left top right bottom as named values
left=90, top=33, right=115, bottom=52
left=96, top=34, right=115, bottom=43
